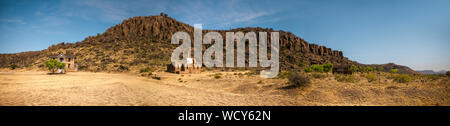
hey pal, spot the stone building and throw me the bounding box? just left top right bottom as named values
left=166, top=58, right=201, bottom=74
left=49, top=51, right=78, bottom=72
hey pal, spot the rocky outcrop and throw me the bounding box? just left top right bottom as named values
left=0, top=14, right=416, bottom=74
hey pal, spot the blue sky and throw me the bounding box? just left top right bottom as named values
left=0, top=0, right=449, bottom=71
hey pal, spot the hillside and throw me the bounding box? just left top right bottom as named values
left=0, top=14, right=416, bottom=74
left=417, top=70, right=447, bottom=75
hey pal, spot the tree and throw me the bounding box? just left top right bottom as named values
left=304, top=67, right=313, bottom=73
left=311, top=64, right=324, bottom=73
left=9, top=64, right=17, bottom=70
left=376, top=67, right=384, bottom=72
left=358, top=66, right=367, bottom=73
left=57, top=62, right=66, bottom=70
left=323, top=63, right=333, bottom=73
left=446, top=71, right=450, bottom=77
left=389, top=69, right=399, bottom=74
left=350, top=66, right=359, bottom=72
left=45, top=59, right=65, bottom=74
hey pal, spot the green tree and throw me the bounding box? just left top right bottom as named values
left=358, top=66, right=367, bottom=73
left=45, top=59, right=65, bottom=73
left=446, top=71, right=450, bottom=77
left=57, top=62, right=66, bottom=70
left=304, top=67, right=313, bottom=73
left=323, top=63, right=334, bottom=73
left=9, top=64, right=17, bottom=70
left=393, top=74, right=412, bottom=83
left=311, top=64, right=324, bottom=73
left=389, top=69, right=399, bottom=74
left=350, top=66, right=359, bottom=72
left=376, top=67, right=384, bottom=72
left=365, top=66, right=376, bottom=72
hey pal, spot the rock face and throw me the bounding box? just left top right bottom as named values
left=0, top=14, right=415, bottom=74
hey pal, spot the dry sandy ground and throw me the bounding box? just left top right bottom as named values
left=0, top=71, right=448, bottom=106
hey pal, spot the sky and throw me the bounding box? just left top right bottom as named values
left=0, top=0, right=449, bottom=71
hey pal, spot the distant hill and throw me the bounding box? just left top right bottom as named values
left=0, top=14, right=418, bottom=74
left=417, top=70, right=447, bottom=75
left=368, top=63, right=420, bottom=74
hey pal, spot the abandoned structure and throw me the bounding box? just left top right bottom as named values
left=49, top=51, right=78, bottom=72
left=166, top=58, right=201, bottom=74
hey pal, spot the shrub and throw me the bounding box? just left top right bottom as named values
left=152, top=76, right=161, bottom=80
left=311, top=64, right=324, bottom=73
left=277, top=71, right=292, bottom=79
left=139, top=67, right=153, bottom=73
left=447, top=71, right=450, bottom=77
left=350, top=66, right=359, bottom=72
left=421, top=75, right=440, bottom=81
left=288, top=72, right=311, bottom=87
left=304, top=67, right=313, bottom=73
left=389, top=69, right=399, bottom=74
left=365, top=73, right=377, bottom=83
left=376, top=67, right=384, bottom=72
left=359, top=66, right=376, bottom=73
left=119, top=65, right=129, bottom=71
left=367, top=66, right=376, bottom=72
left=323, top=63, right=333, bottom=73
left=304, top=63, right=333, bottom=73
left=335, top=74, right=359, bottom=83
left=214, top=73, right=222, bottom=79
left=392, top=74, right=412, bottom=83
left=358, top=66, right=366, bottom=73
left=311, top=72, right=327, bottom=79
left=9, top=64, right=17, bottom=70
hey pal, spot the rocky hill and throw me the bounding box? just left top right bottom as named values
left=368, top=63, right=419, bottom=74
left=0, top=14, right=416, bottom=74
left=417, top=70, right=447, bottom=75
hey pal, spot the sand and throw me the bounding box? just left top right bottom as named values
left=0, top=71, right=448, bottom=106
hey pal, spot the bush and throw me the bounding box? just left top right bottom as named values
left=277, top=71, right=292, bottom=79
left=214, top=73, right=222, bottom=79
left=447, top=71, right=450, bottom=77
left=304, top=63, right=333, bottom=73
left=323, top=63, right=333, bottom=73
left=367, top=66, right=376, bottom=72
left=376, top=67, right=384, bottom=72
left=311, top=64, right=324, bottom=73
left=152, top=76, right=161, bottom=80
left=9, top=64, right=17, bottom=70
left=335, top=74, right=359, bottom=83
left=304, top=67, right=313, bottom=73
left=139, top=67, right=153, bottom=73
left=359, top=66, right=376, bottom=73
left=311, top=72, right=327, bottom=79
left=288, top=73, right=311, bottom=87
left=421, top=75, right=440, bottom=81
left=118, top=65, right=129, bottom=71
left=389, top=69, right=398, bottom=74
left=392, top=74, right=412, bottom=83
left=350, top=66, right=359, bottom=72
left=365, top=73, right=377, bottom=83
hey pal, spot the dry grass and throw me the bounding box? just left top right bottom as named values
left=0, top=70, right=448, bottom=106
